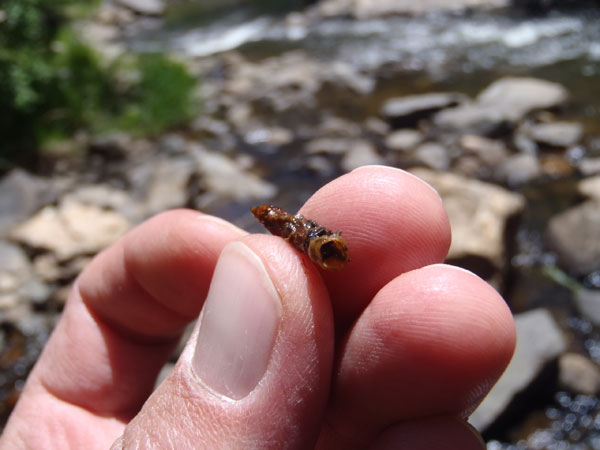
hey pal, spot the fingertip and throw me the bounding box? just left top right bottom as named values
left=350, top=165, right=445, bottom=203
left=370, top=416, right=486, bottom=450
left=122, top=234, right=334, bottom=448
left=299, top=165, right=452, bottom=322
left=330, top=263, right=516, bottom=430
left=121, top=209, right=247, bottom=318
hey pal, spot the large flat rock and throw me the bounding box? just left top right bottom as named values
left=470, top=309, right=567, bottom=433
left=381, top=92, right=466, bottom=128
left=434, top=78, right=568, bottom=134
left=412, top=168, right=525, bottom=278
left=10, top=199, right=131, bottom=261
left=546, top=200, right=600, bottom=276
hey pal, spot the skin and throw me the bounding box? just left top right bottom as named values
left=0, top=166, right=516, bottom=449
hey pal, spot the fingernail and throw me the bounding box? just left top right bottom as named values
left=192, top=242, right=282, bottom=400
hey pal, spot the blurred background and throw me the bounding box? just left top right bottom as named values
left=1, top=0, right=600, bottom=447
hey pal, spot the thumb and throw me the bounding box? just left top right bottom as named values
left=114, top=237, right=334, bottom=449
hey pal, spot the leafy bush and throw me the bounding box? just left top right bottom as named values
left=119, top=53, right=197, bottom=136
left=0, top=0, right=198, bottom=170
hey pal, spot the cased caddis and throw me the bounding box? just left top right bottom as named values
left=251, top=204, right=349, bottom=271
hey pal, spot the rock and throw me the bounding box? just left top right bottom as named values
left=141, top=157, right=195, bottom=217
left=574, top=289, right=600, bottom=327
left=547, top=200, right=600, bottom=276
left=306, top=138, right=354, bottom=155
left=0, top=169, right=59, bottom=238
left=305, top=155, right=337, bottom=178
left=513, top=132, right=538, bottom=155
left=526, top=122, right=583, bottom=148
left=316, top=116, right=362, bottom=138
left=453, top=155, right=483, bottom=178
left=18, top=278, right=50, bottom=306
left=0, top=242, right=32, bottom=310
left=579, top=175, right=600, bottom=201
left=385, top=129, right=424, bottom=152
left=115, top=0, right=165, bottom=15
left=306, top=0, right=508, bottom=18
left=0, top=242, right=30, bottom=277
left=435, top=78, right=568, bottom=134
left=414, top=142, right=450, bottom=171
left=65, top=184, right=134, bottom=219
left=10, top=199, right=131, bottom=261
left=94, top=3, right=135, bottom=26
left=340, top=141, right=384, bottom=172
left=33, top=254, right=91, bottom=284
left=540, top=155, right=576, bottom=178
left=192, top=146, right=277, bottom=207
left=412, top=169, right=525, bottom=279
left=158, top=134, right=190, bottom=156
left=495, top=153, right=542, bottom=187
left=88, top=132, right=133, bottom=161
left=460, top=135, right=509, bottom=167
left=579, top=157, right=600, bottom=177
left=477, top=78, right=568, bottom=118
left=191, top=116, right=231, bottom=139
left=559, top=353, right=600, bottom=395
left=470, top=309, right=567, bottom=433
left=244, top=126, right=294, bottom=147
left=74, top=21, right=125, bottom=62
left=0, top=241, right=50, bottom=311
left=364, top=117, right=390, bottom=136
left=220, top=51, right=374, bottom=113
left=381, top=92, right=466, bottom=128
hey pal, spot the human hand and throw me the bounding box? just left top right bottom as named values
left=1, top=166, right=515, bottom=449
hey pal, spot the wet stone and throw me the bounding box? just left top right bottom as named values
left=539, top=154, right=576, bottom=178
left=578, top=175, right=600, bottom=201
left=470, top=309, right=567, bottom=433
left=115, top=0, right=165, bottom=16
left=192, top=146, right=277, bottom=207
left=434, top=77, right=568, bottom=134
left=316, top=116, right=362, bottom=138
left=340, top=141, right=384, bottom=172
left=495, top=153, right=542, bottom=187
left=578, top=157, right=600, bottom=177
left=9, top=199, right=131, bottom=262
left=559, top=353, right=600, bottom=395
left=412, top=168, right=525, bottom=280
left=459, top=134, right=509, bottom=167
left=306, top=138, right=355, bottom=155
left=244, top=126, right=294, bottom=147
left=547, top=201, right=600, bottom=276
left=385, top=129, right=424, bottom=152
left=0, top=170, right=59, bottom=238
left=574, top=289, right=600, bottom=328
left=363, top=117, right=390, bottom=136
left=414, top=142, right=450, bottom=171
left=381, top=92, right=466, bottom=128
left=136, top=157, right=195, bottom=217
left=526, top=121, right=583, bottom=148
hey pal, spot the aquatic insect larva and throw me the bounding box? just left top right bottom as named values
left=251, top=205, right=349, bottom=271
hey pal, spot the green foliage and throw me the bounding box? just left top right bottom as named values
left=119, top=53, right=197, bottom=136
left=0, top=0, right=198, bottom=170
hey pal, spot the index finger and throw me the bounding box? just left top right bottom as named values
left=299, top=166, right=451, bottom=325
